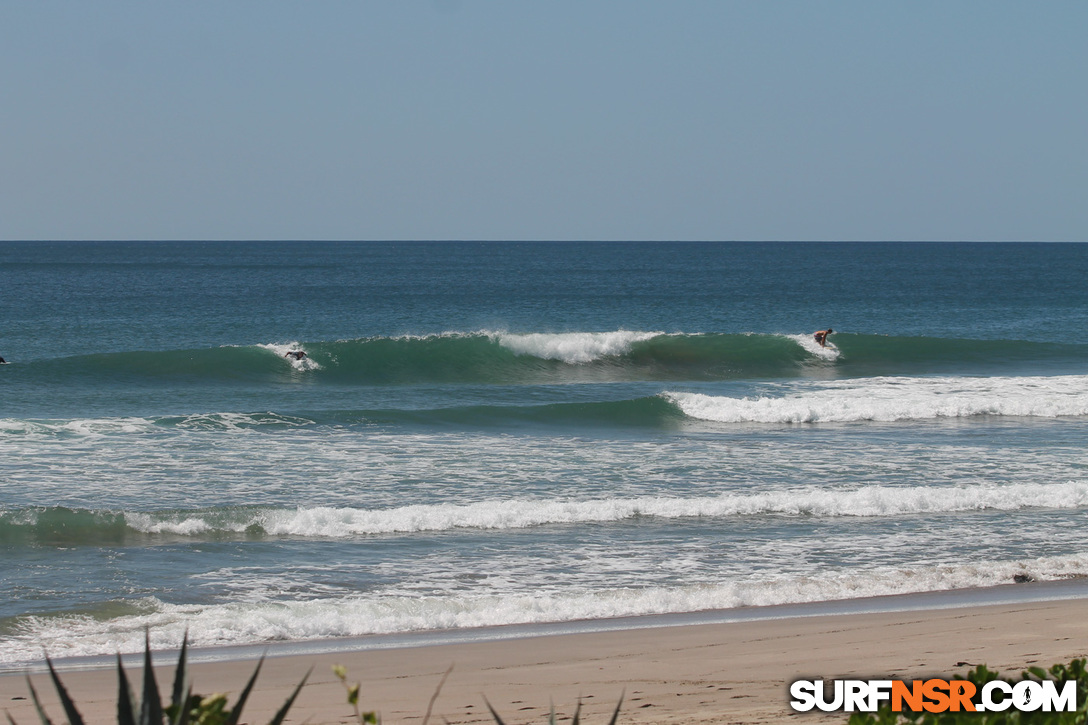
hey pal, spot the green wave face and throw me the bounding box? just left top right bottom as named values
left=17, top=331, right=1087, bottom=386
left=0, top=506, right=270, bottom=546
left=313, top=332, right=819, bottom=383
left=0, top=507, right=131, bottom=545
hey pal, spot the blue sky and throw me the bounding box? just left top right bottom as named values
left=1, top=2, right=1085, bottom=241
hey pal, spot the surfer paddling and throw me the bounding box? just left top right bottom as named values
left=813, top=328, right=833, bottom=347
left=285, top=350, right=307, bottom=360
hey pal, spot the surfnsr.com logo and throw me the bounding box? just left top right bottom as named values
left=790, top=678, right=1077, bottom=713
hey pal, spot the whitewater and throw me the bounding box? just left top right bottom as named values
left=2, top=240, right=1087, bottom=669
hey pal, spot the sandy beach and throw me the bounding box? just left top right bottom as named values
left=5, top=586, right=1088, bottom=725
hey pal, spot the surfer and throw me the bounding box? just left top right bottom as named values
left=813, top=328, right=833, bottom=347
left=0, top=356, right=5, bottom=364
left=285, top=350, right=307, bottom=360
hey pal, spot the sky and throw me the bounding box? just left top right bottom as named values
left=1, top=1, right=1085, bottom=242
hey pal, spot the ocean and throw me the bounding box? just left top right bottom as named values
left=1, top=241, right=1086, bottom=668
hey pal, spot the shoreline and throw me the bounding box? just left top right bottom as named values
left=5, top=580, right=1088, bottom=724
left=9, top=577, right=1088, bottom=675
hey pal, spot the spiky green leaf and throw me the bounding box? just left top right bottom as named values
left=24, top=676, right=53, bottom=725
left=169, top=634, right=189, bottom=721
left=267, top=668, right=310, bottom=725
left=482, top=696, right=506, bottom=725
left=605, top=691, right=624, bottom=725
left=224, top=655, right=264, bottom=725
left=117, top=654, right=137, bottom=725
left=165, top=687, right=193, bottom=725
left=421, top=664, right=452, bottom=725
left=44, top=656, right=84, bottom=725
left=139, top=632, right=164, bottom=725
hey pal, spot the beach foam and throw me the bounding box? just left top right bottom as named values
left=5, top=551, right=1087, bottom=668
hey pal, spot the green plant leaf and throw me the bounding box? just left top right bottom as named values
left=169, top=633, right=189, bottom=723
left=139, top=632, right=164, bottom=725
left=117, top=654, right=137, bottom=725
left=24, top=676, right=53, bottom=725
left=171, top=688, right=193, bottom=725
left=421, top=665, right=452, bottom=725
left=267, top=668, right=310, bottom=725
left=571, top=697, right=582, bottom=725
left=6, top=711, right=20, bottom=725
left=605, top=691, right=624, bottom=725
left=482, top=696, right=506, bottom=725
left=45, top=655, right=85, bottom=725
left=224, top=655, right=264, bottom=725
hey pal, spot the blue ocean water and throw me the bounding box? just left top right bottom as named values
left=1, top=241, right=1087, bottom=666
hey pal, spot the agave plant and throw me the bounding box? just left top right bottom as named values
left=13, top=632, right=308, bottom=725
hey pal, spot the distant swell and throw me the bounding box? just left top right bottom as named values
left=0, top=397, right=679, bottom=436
left=4, top=481, right=1086, bottom=544
left=18, top=331, right=1086, bottom=385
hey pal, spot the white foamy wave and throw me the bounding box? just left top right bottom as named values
left=124, top=481, right=1088, bottom=537
left=5, top=552, right=1088, bottom=666
left=257, top=342, right=321, bottom=371
left=493, top=331, right=663, bottom=364
left=0, top=417, right=157, bottom=437
left=665, top=374, right=1088, bottom=423
left=0, top=412, right=314, bottom=438
left=171, top=412, right=315, bottom=431
left=126, top=513, right=214, bottom=536
left=0, top=419, right=54, bottom=435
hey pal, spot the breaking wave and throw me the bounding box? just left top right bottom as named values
left=14, top=331, right=1086, bottom=385
left=4, top=551, right=1088, bottom=666
left=665, top=374, right=1088, bottom=424
left=4, top=480, right=1086, bottom=544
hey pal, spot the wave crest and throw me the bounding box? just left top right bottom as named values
left=493, top=331, right=663, bottom=363
left=5, top=481, right=1086, bottom=544
left=18, top=332, right=1088, bottom=385
left=665, top=374, right=1088, bottom=423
